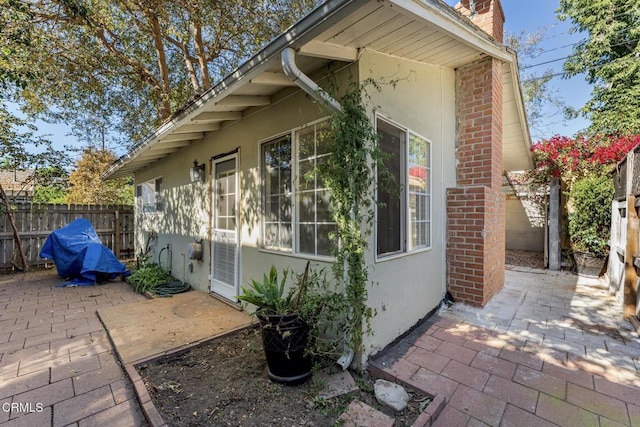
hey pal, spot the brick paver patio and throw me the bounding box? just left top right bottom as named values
left=0, top=270, right=146, bottom=426
left=370, top=267, right=640, bottom=426
left=3, top=266, right=640, bottom=426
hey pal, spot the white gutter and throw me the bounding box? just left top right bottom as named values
left=281, top=47, right=343, bottom=114
left=281, top=46, right=353, bottom=368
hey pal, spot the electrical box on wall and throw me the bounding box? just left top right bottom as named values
left=187, top=242, right=203, bottom=260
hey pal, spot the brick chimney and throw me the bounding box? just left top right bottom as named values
left=454, top=0, right=505, bottom=43
left=446, top=0, right=506, bottom=307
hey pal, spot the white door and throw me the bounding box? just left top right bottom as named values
left=211, top=154, right=239, bottom=301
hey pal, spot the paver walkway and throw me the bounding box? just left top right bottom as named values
left=4, top=266, right=640, bottom=426
left=370, top=267, right=640, bottom=426
left=0, top=270, right=147, bottom=426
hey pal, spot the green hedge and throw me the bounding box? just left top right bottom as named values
left=568, top=174, right=614, bottom=256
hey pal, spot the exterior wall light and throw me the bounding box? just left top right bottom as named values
left=190, top=160, right=205, bottom=183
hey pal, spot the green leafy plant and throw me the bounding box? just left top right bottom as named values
left=238, top=265, right=299, bottom=316
left=127, top=263, right=173, bottom=294
left=568, top=174, right=614, bottom=256
left=318, top=79, right=388, bottom=356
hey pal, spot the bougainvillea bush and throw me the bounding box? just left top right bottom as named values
left=529, top=134, right=640, bottom=186
left=529, top=133, right=639, bottom=258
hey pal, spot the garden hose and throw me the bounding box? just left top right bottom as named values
left=153, top=280, right=191, bottom=297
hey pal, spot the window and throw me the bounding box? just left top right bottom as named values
left=261, top=120, right=336, bottom=256
left=262, top=135, right=292, bottom=251
left=296, top=121, right=336, bottom=256
left=136, top=177, right=163, bottom=213
left=376, top=118, right=431, bottom=257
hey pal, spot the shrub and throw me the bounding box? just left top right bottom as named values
left=568, top=174, right=614, bottom=256
left=127, top=263, right=173, bottom=294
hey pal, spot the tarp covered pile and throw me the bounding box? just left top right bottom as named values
left=40, top=218, right=130, bottom=286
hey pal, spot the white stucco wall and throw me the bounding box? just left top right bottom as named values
left=357, top=50, right=456, bottom=359
left=133, top=52, right=456, bottom=364
left=134, top=68, right=342, bottom=292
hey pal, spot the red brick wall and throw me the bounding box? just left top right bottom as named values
left=455, top=58, right=503, bottom=190
left=447, top=55, right=505, bottom=307
left=446, top=187, right=505, bottom=306
left=455, top=0, right=505, bottom=43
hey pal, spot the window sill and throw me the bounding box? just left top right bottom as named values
left=258, top=248, right=334, bottom=264
left=375, top=247, right=432, bottom=263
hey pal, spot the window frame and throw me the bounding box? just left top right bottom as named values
left=375, top=115, right=432, bottom=262
left=259, top=117, right=336, bottom=261
left=135, top=176, right=163, bottom=213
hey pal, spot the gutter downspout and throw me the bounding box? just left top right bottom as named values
left=281, top=47, right=343, bottom=115
left=281, top=47, right=353, bottom=369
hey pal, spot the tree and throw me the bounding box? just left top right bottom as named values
left=67, top=148, right=133, bottom=205
left=558, top=0, right=640, bottom=135
left=1, top=0, right=71, bottom=270
left=3, top=0, right=318, bottom=148
left=33, top=166, right=68, bottom=204
left=506, top=30, right=567, bottom=141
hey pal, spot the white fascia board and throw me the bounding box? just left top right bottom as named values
left=507, top=51, right=534, bottom=169
left=389, top=0, right=512, bottom=63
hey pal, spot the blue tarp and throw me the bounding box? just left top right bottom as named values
left=40, top=218, right=130, bottom=286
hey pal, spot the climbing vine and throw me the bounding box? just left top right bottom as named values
left=318, top=78, right=388, bottom=355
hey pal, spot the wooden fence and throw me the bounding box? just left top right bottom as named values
left=0, top=203, right=134, bottom=271
left=609, top=145, right=640, bottom=321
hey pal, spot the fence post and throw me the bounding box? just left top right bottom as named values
left=114, top=209, right=121, bottom=258
left=624, top=151, right=638, bottom=319
left=548, top=178, right=561, bottom=270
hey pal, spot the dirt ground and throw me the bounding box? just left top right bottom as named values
left=137, top=251, right=544, bottom=426
left=505, top=249, right=545, bottom=269
left=137, top=327, right=429, bottom=426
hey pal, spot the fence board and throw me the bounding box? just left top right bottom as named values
left=0, top=203, right=134, bottom=272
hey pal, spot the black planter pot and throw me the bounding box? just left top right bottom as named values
left=257, top=314, right=311, bottom=384
left=573, top=251, right=606, bottom=278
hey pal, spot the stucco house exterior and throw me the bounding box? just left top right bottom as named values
left=104, top=0, right=532, bottom=362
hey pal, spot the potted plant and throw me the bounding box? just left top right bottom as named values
left=238, top=263, right=312, bottom=384
left=568, top=174, right=614, bottom=277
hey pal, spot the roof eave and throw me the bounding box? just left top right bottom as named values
left=103, top=0, right=363, bottom=180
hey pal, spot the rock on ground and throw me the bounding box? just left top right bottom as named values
left=374, top=379, right=409, bottom=412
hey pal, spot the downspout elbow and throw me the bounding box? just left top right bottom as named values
left=281, top=47, right=342, bottom=114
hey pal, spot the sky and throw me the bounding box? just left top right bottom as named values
left=495, top=0, right=591, bottom=141
left=21, top=0, right=591, bottom=156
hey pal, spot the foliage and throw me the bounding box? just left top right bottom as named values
left=529, top=133, right=640, bottom=185
left=506, top=30, right=566, bottom=141
left=238, top=265, right=298, bottom=316
left=318, top=79, right=387, bottom=356
left=2, top=0, right=318, bottom=148
left=32, top=166, right=68, bottom=204
left=1, top=1, right=71, bottom=189
left=558, top=0, right=640, bottom=136
left=239, top=263, right=355, bottom=358
left=126, top=262, right=173, bottom=294
left=66, top=147, right=133, bottom=205
left=0, top=0, right=36, bottom=91
left=568, top=174, right=615, bottom=255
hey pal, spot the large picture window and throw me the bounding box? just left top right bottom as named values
left=261, top=120, right=336, bottom=257
left=136, top=177, right=163, bottom=213
left=376, top=118, right=431, bottom=258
